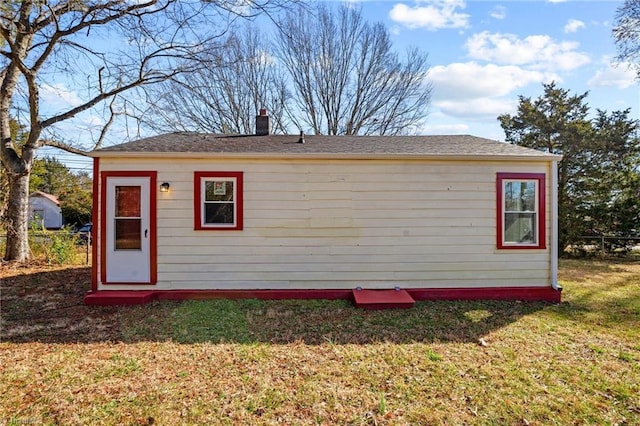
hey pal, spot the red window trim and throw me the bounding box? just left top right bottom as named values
left=496, top=172, right=546, bottom=250
left=194, top=171, right=244, bottom=231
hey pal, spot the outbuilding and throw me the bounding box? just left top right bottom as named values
left=85, top=112, right=562, bottom=306
left=28, top=191, right=63, bottom=230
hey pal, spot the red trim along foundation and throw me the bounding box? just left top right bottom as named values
left=84, top=286, right=561, bottom=306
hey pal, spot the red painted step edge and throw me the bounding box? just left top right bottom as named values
left=353, top=289, right=415, bottom=309
left=84, top=290, right=156, bottom=306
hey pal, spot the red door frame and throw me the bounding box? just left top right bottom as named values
left=97, top=169, right=157, bottom=286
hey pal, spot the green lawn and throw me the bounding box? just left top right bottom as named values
left=1, top=259, right=639, bottom=425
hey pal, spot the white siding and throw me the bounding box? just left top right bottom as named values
left=28, top=197, right=63, bottom=229
left=97, top=158, right=553, bottom=290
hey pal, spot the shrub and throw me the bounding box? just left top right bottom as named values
left=28, top=225, right=79, bottom=265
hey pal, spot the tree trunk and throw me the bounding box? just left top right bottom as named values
left=4, top=172, right=30, bottom=261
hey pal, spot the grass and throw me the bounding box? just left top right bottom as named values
left=1, top=259, right=639, bottom=424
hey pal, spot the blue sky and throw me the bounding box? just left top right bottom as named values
left=40, top=0, right=638, bottom=171
left=358, top=0, right=638, bottom=140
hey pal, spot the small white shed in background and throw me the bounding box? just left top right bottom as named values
left=28, top=191, right=63, bottom=230
left=85, top=112, right=563, bottom=306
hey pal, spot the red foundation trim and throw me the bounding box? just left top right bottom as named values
left=83, top=286, right=561, bottom=305
left=156, top=289, right=352, bottom=300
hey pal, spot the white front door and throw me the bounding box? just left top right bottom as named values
left=105, top=177, right=151, bottom=283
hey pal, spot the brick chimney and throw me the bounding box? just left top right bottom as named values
left=256, top=109, right=270, bottom=136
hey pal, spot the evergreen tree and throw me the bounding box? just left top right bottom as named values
left=499, top=82, right=640, bottom=253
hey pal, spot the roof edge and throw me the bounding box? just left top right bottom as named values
left=90, top=151, right=562, bottom=161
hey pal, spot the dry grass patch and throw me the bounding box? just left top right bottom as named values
left=1, top=259, right=639, bottom=424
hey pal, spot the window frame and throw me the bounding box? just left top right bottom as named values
left=194, top=171, right=243, bottom=231
left=496, top=172, right=546, bottom=250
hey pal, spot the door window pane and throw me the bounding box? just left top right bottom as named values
left=115, top=218, right=141, bottom=250
left=116, top=186, right=141, bottom=217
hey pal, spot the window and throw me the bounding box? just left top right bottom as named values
left=194, top=172, right=243, bottom=230
left=497, top=173, right=546, bottom=249
left=114, top=185, right=142, bottom=250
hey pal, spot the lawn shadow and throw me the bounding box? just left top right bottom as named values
left=2, top=266, right=551, bottom=345
left=1, top=266, right=125, bottom=343
left=122, top=297, right=552, bottom=345
left=207, top=298, right=550, bottom=345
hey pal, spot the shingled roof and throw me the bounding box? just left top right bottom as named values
left=93, top=132, right=560, bottom=160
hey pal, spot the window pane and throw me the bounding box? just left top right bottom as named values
left=205, top=181, right=234, bottom=202
left=505, top=213, right=536, bottom=244
left=504, top=181, right=536, bottom=212
left=115, top=218, right=141, bottom=250
left=205, top=203, right=234, bottom=224
left=115, top=186, right=141, bottom=217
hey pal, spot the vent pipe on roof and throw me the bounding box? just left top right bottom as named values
left=298, top=130, right=305, bottom=144
left=256, top=109, right=270, bottom=136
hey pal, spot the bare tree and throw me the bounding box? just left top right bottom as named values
left=275, top=4, right=432, bottom=135
left=0, top=0, right=293, bottom=261
left=143, top=25, right=290, bottom=134
left=613, top=0, right=640, bottom=79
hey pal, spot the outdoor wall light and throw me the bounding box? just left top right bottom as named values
left=160, top=182, right=170, bottom=192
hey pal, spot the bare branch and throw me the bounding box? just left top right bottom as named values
left=613, top=0, right=640, bottom=78
left=275, top=4, right=431, bottom=135
left=143, top=24, right=290, bottom=134
left=0, top=0, right=299, bottom=260
left=95, top=96, right=118, bottom=151
left=39, top=138, right=92, bottom=156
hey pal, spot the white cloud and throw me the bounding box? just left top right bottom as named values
left=490, top=5, right=506, bottom=20
left=564, top=19, right=585, bottom=34
left=420, top=62, right=538, bottom=138
left=588, top=59, right=637, bottom=89
left=426, top=62, right=554, bottom=120
left=435, top=97, right=518, bottom=119
left=40, top=83, right=83, bottom=109
left=422, top=122, right=470, bottom=134
left=389, top=0, right=470, bottom=31
left=465, top=31, right=591, bottom=71
left=429, top=62, right=553, bottom=100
